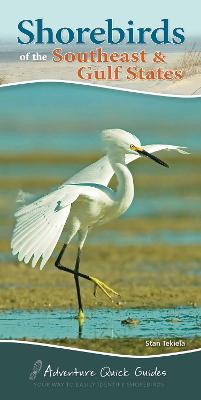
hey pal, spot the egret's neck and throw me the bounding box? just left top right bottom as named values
left=108, top=150, right=134, bottom=213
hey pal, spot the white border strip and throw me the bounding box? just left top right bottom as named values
left=0, top=79, right=201, bottom=98
left=0, top=340, right=200, bottom=358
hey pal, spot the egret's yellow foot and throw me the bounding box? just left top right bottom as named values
left=89, top=276, right=120, bottom=299
left=75, top=309, right=85, bottom=322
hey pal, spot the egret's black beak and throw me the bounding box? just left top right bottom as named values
left=137, top=149, right=169, bottom=168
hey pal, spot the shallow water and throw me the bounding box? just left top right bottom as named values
left=0, top=307, right=201, bottom=340
left=0, top=83, right=201, bottom=153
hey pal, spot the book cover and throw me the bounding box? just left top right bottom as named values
left=0, top=1, right=200, bottom=398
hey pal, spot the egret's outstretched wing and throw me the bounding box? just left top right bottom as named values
left=11, top=185, right=81, bottom=270
left=11, top=143, right=188, bottom=269
left=66, top=145, right=189, bottom=187
left=66, top=155, right=113, bottom=186
left=142, top=144, right=189, bottom=155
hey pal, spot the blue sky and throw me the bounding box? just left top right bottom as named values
left=1, top=0, right=201, bottom=39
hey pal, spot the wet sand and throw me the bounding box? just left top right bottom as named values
left=0, top=238, right=201, bottom=310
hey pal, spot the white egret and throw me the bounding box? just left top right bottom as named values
left=11, top=129, right=188, bottom=320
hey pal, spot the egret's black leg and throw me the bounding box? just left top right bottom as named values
left=55, top=244, right=85, bottom=321
left=74, top=248, right=84, bottom=320
left=55, top=243, right=67, bottom=266
left=55, top=244, right=120, bottom=303
left=55, top=244, right=91, bottom=281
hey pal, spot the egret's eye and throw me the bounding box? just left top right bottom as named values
left=130, top=144, right=136, bottom=150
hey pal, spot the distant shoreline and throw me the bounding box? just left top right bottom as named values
left=0, top=53, right=201, bottom=95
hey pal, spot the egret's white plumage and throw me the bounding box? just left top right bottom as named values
left=11, top=129, right=188, bottom=271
